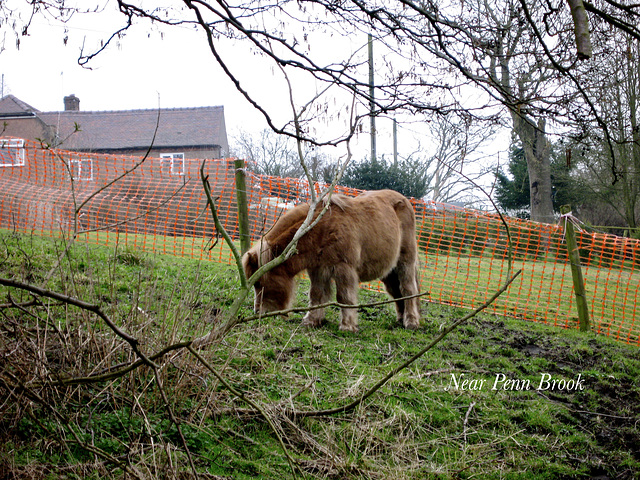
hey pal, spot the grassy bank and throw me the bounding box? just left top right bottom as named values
left=1, top=231, right=639, bottom=479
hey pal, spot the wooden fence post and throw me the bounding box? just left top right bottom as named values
left=560, top=205, right=590, bottom=332
left=234, top=158, right=251, bottom=256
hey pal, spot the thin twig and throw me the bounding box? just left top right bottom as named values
left=0, top=372, right=146, bottom=480
left=187, top=345, right=302, bottom=479
left=200, top=164, right=246, bottom=288
left=76, top=178, right=191, bottom=235
left=27, top=341, right=193, bottom=388
left=463, top=401, right=476, bottom=444
left=0, top=276, right=156, bottom=370
left=150, top=363, right=199, bottom=480
left=43, top=108, right=163, bottom=284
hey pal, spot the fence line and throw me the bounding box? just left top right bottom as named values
left=1, top=138, right=639, bottom=345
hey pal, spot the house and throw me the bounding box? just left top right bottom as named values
left=0, top=94, right=229, bottom=161
left=0, top=94, right=237, bottom=238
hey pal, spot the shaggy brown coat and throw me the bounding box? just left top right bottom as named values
left=242, top=189, right=421, bottom=332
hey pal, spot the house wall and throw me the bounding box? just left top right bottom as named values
left=114, top=146, right=223, bottom=161
left=0, top=117, right=49, bottom=143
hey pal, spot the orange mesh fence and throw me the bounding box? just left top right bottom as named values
left=2, top=138, right=639, bottom=345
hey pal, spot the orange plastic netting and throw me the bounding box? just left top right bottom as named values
left=1, top=138, right=639, bottom=344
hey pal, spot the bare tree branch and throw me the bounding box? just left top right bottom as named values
left=567, top=0, right=593, bottom=59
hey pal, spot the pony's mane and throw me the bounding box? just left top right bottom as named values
left=263, top=194, right=352, bottom=253
left=324, top=193, right=351, bottom=211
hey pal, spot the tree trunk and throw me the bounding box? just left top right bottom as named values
left=487, top=8, right=555, bottom=225
left=566, top=0, right=592, bottom=60
left=513, top=115, right=555, bottom=223
left=627, top=50, right=640, bottom=229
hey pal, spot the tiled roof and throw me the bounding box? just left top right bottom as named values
left=37, top=106, right=228, bottom=153
left=0, top=95, right=40, bottom=117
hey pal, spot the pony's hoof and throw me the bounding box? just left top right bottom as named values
left=339, top=323, right=359, bottom=333
left=301, top=316, right=324, bottom=328
left=403, top=321, right=421, bottom=330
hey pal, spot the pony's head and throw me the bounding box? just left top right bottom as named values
left=242, top=241, right=295, bottom=315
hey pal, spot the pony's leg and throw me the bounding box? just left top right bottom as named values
left=335, top=265, right=360, bottom=332
left=302, top=268, right=332, bottom=327
left=397, top=261, right=421, bottom=330
left=382, top=269, right=405, bottom=325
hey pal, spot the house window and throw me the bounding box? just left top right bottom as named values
left=70, top=158, right=94, bottom=181
left=0, top=138, right=26, bottom=167
left=160, top=153, right=185, bottom=176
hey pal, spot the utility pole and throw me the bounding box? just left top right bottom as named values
left=368, top=34, right=376, bottom=163
left=393, top=118, right=398, bottom=168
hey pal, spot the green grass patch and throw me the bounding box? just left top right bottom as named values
left=1, top=231, right=639, bottom=479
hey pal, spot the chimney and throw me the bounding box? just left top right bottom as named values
left=64, top=94, right=80, bottom=111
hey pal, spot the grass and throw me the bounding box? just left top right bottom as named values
left=1, top=231, right=639, bottom=479
left=14, top=227, right=241, bottom=264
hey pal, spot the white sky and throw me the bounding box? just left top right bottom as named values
left=0, top=4, right=388, bottom=154
left=0, top=5, right=465, bottom=157
left=1, top=8, right=270, bottom=135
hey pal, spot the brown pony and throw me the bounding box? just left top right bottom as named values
left=242, top=189, right=421, bottom=332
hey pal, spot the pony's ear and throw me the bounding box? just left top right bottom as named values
left=243, top=250, right=259, bottom=277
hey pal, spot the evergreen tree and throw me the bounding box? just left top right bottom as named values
left=495, top=146, right=530, bottom=216
left=341, top=156, right=429, bottom=199
left=495, top=143, right=579, bottom=218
